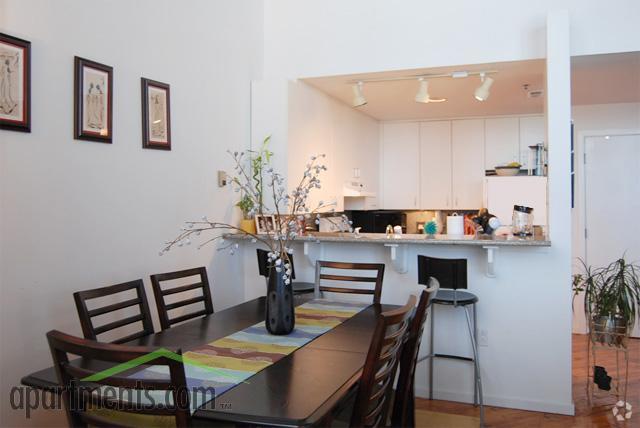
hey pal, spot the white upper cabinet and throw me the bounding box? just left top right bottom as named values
left=420, top=121, right=452, bottom=209
left=519, top=116, right=545, bottom=169
left=381, top=122, right=420, bottom=209
left=452, top=119, right=485, bottom=210
left=485, top=117, right=520, bottom=170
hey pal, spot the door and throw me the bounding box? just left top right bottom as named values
left=420, top=121, right=452, bottom=209
left=452, top=119, right=485, bottom=210
left=585, top=134, right=640, bottom=337
left=381, top=122, right=420, bottom=209
left=485, top=117, right=520, bottom=170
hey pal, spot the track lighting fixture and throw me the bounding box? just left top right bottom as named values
left=347, top=70, right=496, bottom=107
left=415, top=78, right=447, bottom=103
left=352, top=81, right=367, bottom=107
left=474, top=72, right=494, bottom=101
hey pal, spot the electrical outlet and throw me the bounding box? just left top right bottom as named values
left=478, top=329, right=488, bottom=347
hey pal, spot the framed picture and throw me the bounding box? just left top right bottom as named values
left=0, top=33, right=31, bottom=132
left=255, top=215, right=276, bottom=234
left=74, top=56, right=113, bottom=143
left=141, top=78, right=171, bottom=150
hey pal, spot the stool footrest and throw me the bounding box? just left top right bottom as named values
left=432, top=353, right=474, bottom=362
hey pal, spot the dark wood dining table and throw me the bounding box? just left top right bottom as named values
left=21, top=296, right=397, bottom=427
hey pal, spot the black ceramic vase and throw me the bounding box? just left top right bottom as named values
left=265, top=265, right=295, bottom=335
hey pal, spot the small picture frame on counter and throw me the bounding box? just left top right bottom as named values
left=255, top=215, right=276, bottom=234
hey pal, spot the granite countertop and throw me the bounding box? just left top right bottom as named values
left=224, top=232, right=551, bottom=247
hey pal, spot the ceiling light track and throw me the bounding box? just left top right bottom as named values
left=346, top=70, right=498, bottom=85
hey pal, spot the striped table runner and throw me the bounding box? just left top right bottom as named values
left=134, top=299, right=370, bottom=412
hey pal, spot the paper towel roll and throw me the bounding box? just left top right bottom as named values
left=447, top=214, right=464, bottom=236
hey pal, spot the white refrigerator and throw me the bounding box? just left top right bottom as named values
left=483, top=176, right=548, bottom=226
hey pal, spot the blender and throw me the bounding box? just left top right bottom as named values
left=512, top=205, right=534, bottom=236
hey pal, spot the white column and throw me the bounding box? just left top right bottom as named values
left=546, top=9, right=575, bottom=415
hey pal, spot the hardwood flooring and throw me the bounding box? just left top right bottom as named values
left=415, top=334, right=639, bottom=427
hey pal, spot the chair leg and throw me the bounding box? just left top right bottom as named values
left=429, top=303, right=435, bottom=400
left=464, top=306, right=485, bottom=427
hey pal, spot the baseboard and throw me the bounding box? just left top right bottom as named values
left=414, top=386, right=575, bottom=416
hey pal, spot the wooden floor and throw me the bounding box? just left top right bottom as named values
left=416, top=334, right=639, bottom=427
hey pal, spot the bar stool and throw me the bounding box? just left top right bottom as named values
left=417, top=255, right=484, bottom=425
left=256, top=249, right=315, bottom=295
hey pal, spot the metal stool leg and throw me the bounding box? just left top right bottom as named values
left=473, top=303, right=478, bottom=406
left=465, top=305, right=484, bottom=427
left=429, top=303, right=435, bottom=400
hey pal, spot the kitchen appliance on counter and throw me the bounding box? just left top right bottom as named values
left=528, top=143, right=547, bottom=176
left=349, top=210, right=406, bottom=233
left=512, top=205, right=534, bottom=236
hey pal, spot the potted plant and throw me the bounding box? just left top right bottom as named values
left=236, top=194, right=256, bottom=234
left=575, top=257, right=640, bottom=347
left=161, top=138, right=350, bottom=335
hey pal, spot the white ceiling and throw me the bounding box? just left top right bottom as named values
left=571, top=51, right=640, bottom=106
left=302, top=52, right=640, bottom=121
left=303, top=59, right=546, bottom=121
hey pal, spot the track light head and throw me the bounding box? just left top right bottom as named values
left=474, top=73, right=494, bottom=101
left=415, top=78, right=446, bottom=104
left=352, top=81, right=367, bottom=107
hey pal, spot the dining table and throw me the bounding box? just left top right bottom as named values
left=21, top=296, right=399, bottom=427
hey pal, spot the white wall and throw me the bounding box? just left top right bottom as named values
left=571, top=102, right=640, bottom=333
left=0, top=0, right=263, bottom=426
left=263, top=0, right=640, bottom=79
left=287, top=80, right=379, bottom=212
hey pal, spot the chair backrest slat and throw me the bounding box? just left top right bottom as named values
left=391, top=277, right=438, bottom=427
left=47, top=330, right=192, bottom=428
left=315, top=261, right=385, bottom=304
left=73, top=279, right=154, bottom=344
left=150, top=267, right=213, bottom=330
left=350, top=295, right=416, bottom=428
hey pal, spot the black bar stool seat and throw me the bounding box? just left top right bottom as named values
left=291, top=281, right=315, bottom=294
left=430, top=289, right=478, bottom=306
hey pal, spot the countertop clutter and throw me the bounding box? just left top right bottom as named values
left=224, top=232, right=551, bottom=247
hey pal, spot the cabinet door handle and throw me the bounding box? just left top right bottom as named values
left=414, top=196, right=417, bottom=207
left=455, top=197, right=459, bottom=208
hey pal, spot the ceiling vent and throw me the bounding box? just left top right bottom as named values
left=523, top=84, right=544, bottom=99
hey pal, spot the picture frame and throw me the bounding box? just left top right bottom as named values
left=74, top=56, right=113, bottom=143
left=0, top=32, right=31, bottom=132
left=255, top=215, right=276, bottom=234
left=141, top=78, right=171, bottom=150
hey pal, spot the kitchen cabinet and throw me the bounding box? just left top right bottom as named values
left=452, top=119, right=485, bottom=209
left=381, top=122, right=420, bottom=209
left=485, top=117, right=520, bottom=170
left=420, top=121, right=452, bottom=208
left=484, top=176, right=548, bottom=226
left=519, top=116, right=545, bottom=169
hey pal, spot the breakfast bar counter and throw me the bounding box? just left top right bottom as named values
left=225, top=232, right=550, bottom=247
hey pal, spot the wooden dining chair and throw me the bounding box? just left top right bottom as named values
left=73, top=279, right=155, bottom=345
left=150, top=267, right=213, bottom=330
left=314, top=261, right=385, bottom=304
left=391, top=278, right=439, bottom=428
left=47, top=329, right=191, bottom=427
left=349, top=295, right=416, bottom=428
